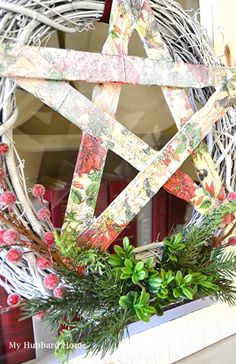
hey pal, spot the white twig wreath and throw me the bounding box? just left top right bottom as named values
left=0, top=0, right=235, bottom=305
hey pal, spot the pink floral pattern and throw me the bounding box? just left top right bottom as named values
left=5, top=0, right=235, bottom=250
left=76, top=135, right=106, bottom=177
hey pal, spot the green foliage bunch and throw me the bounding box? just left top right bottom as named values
left=21, top=201, right=236, bottom=362
left=108, top=235, right=223, bottom=322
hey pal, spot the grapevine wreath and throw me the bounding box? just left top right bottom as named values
left=0, top=0, right=236, bottom=362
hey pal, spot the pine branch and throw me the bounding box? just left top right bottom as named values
left=20, top=200, right=236, bottom=362
left=201, top=250, right=236, bottom=279
left=212, top=278, right=236, bottom=306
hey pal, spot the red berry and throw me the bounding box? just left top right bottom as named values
left=228, top=237, right=236, bottom=246
left=7, top=293, right=21, bottom=306
left=6, top=249, right=22, bottom=263
left=3, top=229, right=18, bottom=244
left=0, top=229, right=7, bottom=244
left=43, top=273, right=60, bottom=290
left=34, top=311, right=45, bottom=320
left=227, top=192, right=236, bottom=201
left=37, top=207, right=51, bottom=221
left=0, top=191, right=16, bottom=207
left=62, top=257, right=71, bottom=265
left=75, top=265, right=84, bottom=274
left=0, top=143, right=9, bottom=156
left=36, top=256, right=50, bottom=270
left=32, top=184, right=46, bottom=198
left=43, top=231, right=54, bottom=247
left=53, top=286, right=64, bottom=298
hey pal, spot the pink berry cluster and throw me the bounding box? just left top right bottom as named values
left=0, top=191, right=16, bottom=207
left=0, top=144, right=16, bottom=209
left=0, top=143, right=24, bottom=263
left=34, top=311, right=45, bottom=320
left=31, top=184, right=55, bottom=236
left=0, top=229, right=18, bottom=244
left=0, top=229, right=23, bottom=264
left=43, top=231, right=55, bottom=248
left=43, top=273, right=64, bottom=298
left=32, top=184, right=51, bottom=221
left=31, top=183, right=56, bottom=251
left=5, top=249, right=22, bottom=263
left=7, top=292, right=21, bottom=306
left=0, top=143, right=9, bottom=156
left=36, top=256, right=50, bottom=269
left=227, top=192, right=236, bottom=201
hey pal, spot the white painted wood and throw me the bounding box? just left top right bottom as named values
left=32, top=318, right=57, bottom=358
left=175, top=334, right=236, bottom=364
left=26, top=300, right=236, bottom=364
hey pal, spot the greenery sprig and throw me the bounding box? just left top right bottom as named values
left=21, top=201, right=236, bottom=363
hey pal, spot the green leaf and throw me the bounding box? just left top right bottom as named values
left=144, top=306, right=156, bottom=315
left=135, top=306, right=146, bottom=321
left=114, top=245, right=125, bottom=257
left=166, top=273, right=175, bottom=284
left=163, top=239, right=171, bottom=247
left=132, top=291, right=139, bottom=304
left=123, top=237, right=130, bottom=251
left=184, top=274, right=193, bottom=284
left=191, top=272, right=205, bottom=283
left=124, top=259, right=133, bottom=269
left=123, top=246, right=135, bottom=259
left=139, top=288, right=149, bottom=305
left=148, top=277, right=162, bottom=288
left=145, top=257, right=154, bottom=270
left=161, top=288, right=168, bottom=296
left=143, top=313, right=152, bottom=322
left=120, top=272, right=131, bottom=280
left=173, top=288, right=181, bottom=298
left=107, top=255, right=123, bottom=267
left=135, top=261, right=144, bottom=272
left=181, top=287, right=193, bottom=300
left=119, top=296, right=131, bottom=309
left=134, top=305, right=152, bottom=322
left=148, top=286, right=159, bottom=294
left=121, top=267, right=133, bottom=275
left=160, top=268, right=166, bottom=280
left=174, top=232, right=182, bottom=244
left=137, top=271, right=146, bottom=280
left=176, top=271, right=183, bottom=285
left=199, top=281, right=219, bottom=290
left=131, top=273, right=139, bottom=284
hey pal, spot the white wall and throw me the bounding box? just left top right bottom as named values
left=200, top=0, right=236, bottom=65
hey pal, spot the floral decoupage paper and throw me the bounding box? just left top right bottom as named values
left=1, top=0, right=236, bottom=249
